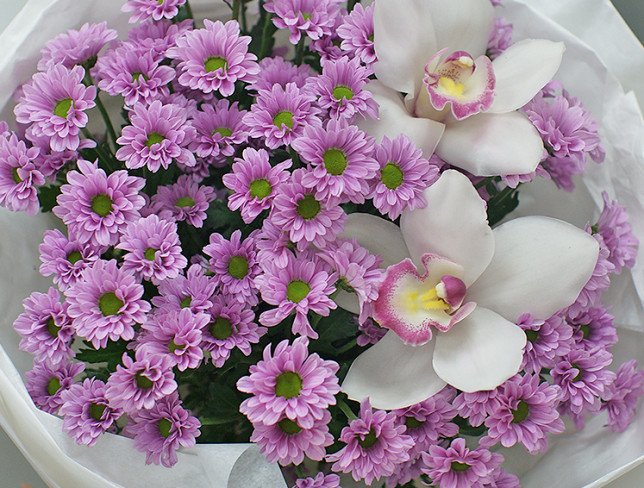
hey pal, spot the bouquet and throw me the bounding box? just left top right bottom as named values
left=0, top=0, right=642, bottom=486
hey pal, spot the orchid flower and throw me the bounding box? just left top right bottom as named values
left=339, top=171, right=599, bottom=410
left=360, top=0, right=565, bottom=176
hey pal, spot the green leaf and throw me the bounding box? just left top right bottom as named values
left=75, top=340, right=129, bottom=372
left=487, top=185, right=520, bottom=226
left=38, top=185, right=61, bottom=213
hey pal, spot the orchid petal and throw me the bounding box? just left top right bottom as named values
left=373, top=0, right=438, bottom=94
left=436, top=111, right=544, bottom=176
left=340, top=212, right=410, bottom=267
left=432, top=307, right=526, bottom=392
left=488, top=39, right=565, bottom=114
left=360, top=81, right=445, bottom=157
left=400, top=170, right=494, bottom=286
left=342, top=331, right=446, bottom=410
left=467, top=216, right=600, bottom=322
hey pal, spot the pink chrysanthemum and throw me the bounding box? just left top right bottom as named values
left=14, top=287, right=75, bottom=366
left=202, top=295, right=266, bottom=367
left=28, top=132, right=84, bottom=179
left=189, top=99, right=249, bottom=161
left=150, top=175, right=216, bottom=228
left=567, top=306, right=617, bottom=351
left=264, top=0, right=342, bottom=44
left=487, top=17, right=513, bottom=59
left=244, top=83, right=322, bottom=149
left=60, top=378, right=122, bottom=446
left=117, top=215, right=187, bottom=283
left=15, top=65, right=96, bottom=152
left=237, top=337, right=340, bottom=429
left=123, top=0, right=187, bottom=23
left=309, top=11, right=344, bottom=62
left=593, top=192, right=639, bottom=273
left=452, top=389, right=501, bottom=428
left=116, top=100, right=196, bottom=172
left=255, top=219, right=294, bottom=269
left=167, top=19, right=259, bottom=96
left=247, top=56, right=312, bottom=92
left=0, top=132, right=44, bottom=214
left=53, top=159, right=146, bottom=247
left=367, top=135, right=439, bottom=220
left=65, top=259, right=151, bottom=349
left=128, top=19, right=194, bottom=58
left=386, top=455, right=426, bottom=488
left=356, top=317, right=386, bottom=346
left=151, top=263, right=216, bottom=314
left=327, top=399, right=414, bottom=485
left=251, top=410, right=334, bottom=466
left=38, top=22, right=118, bottom=70
left=518, top=312, right=574, bottom=374
left=337, top=3, right=375, bottom=67
left=26, top=359, right=84, bottom=414
left=127, top=392, right=201, bottom=467
left=294, top=473, right=341, bottom=488
left=293, top=121, right=378, bottom=203
left=601, top=360, right=644, bottom=433
left=223, top=148, right=292, bottom=224
left=256, top=254, right=337, bottom=339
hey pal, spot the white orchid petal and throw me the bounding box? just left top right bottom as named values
left=488, top=39, right=565, bottom=114
left=340, top=213, right=410, bottom=267
left=400, top=170, right=494, bottom=286
left=432, top=307, right=526, bottom=392
left=342, top=331, right=446, bottom=410
left=436, top=111, right=544, bottom=176
left=373, top=0, right=438, bottom=94
left=467, top=216, right=600, bottom=322
left=333, top=290, right=360, bottom=315
left=360, top=80, right=445, bottom=157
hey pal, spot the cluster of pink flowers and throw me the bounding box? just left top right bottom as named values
left=2, top=1, right=642, bottom=487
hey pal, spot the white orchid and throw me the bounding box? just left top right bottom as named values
left=340, top=170, right=599, bottom=410
left=360, top=0, right=565, bottom=176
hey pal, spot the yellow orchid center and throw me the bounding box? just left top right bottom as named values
left=438, top=77, right=465, bottom=98
left=403, top=286, right=450, bottom=313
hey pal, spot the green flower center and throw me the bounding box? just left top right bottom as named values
left=210, top=317, right=233, bottom=340
left=175, top=196, right=196, bottom=208
left=146, top=132, right=165, bottom=148
left=91, top=194, right=113, bottom=217
left=98, top=292, right=123, bottom=316
left=158, top=418, right=172, bottom=438
left=273, top=111, right=294, bottom=129
left=89, top=403, right=107, bottom=421
left=358, top=428, right=378, bottom=449
left=525, top=329, right=539, bottom=343
left=180, top=296, right=192, bottom=309
left=46, top=317, right=60, bottom=337
left=405, top=416, right=424, bottom=429
left=275, top=371, right=303, bottom=399
left=205, top=56, right=228, bottom=73
left=228, top=255, right=249, bottom=279
left=135, top=373, right=154, bottom=389
left=296, top=194, right=321, bottom=220
left=249, top=178, right=272, bottom=200
left=323, top=148, right=348, bottom=175
left=132, top=72, right=149, bottom=82
left=53, top=98, right=73, bottom=118
left=451, top=462, right=470, bottom=472
left=381, top=163, right=404, bottom=190
left=46, top=377, right=61, bottom=396
left=332, top=85, right=354, bottom=101
left=511, top=400, right=530, bottom=424
left=144, top=248, right=157, bottom=261
left=286, top=280, right=310, bottom=303
left=580, top=324, right=591, bottom=339
left=168, top=339, right=184, bottom=353
left=278, top=418, right=302, bottom=435
left=67, top=251, right=83, bottom=264
left=212, top=127, right=233, bottom=137
left=302, top=12, right=312, bottom=20
left=11, top=167, right=22, bottom=184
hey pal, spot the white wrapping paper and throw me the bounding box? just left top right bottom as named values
left=0, top=1, right=642, bottom=487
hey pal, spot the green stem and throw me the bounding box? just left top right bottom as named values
left=200, top=417, right=237, bottom=426
left=82, top=128, right=116, bottom=172
left=259, top=13, right=274, bottom=58
left=474, top=177, right=493, bottom=190
left=241, top=1, right=248, bottom=32
left=232, top=0, right=241, bottom=22
left=293, top=37, right=306, bottom=65
left=337, top=399, right=358, bottom=421
left=84, top=72, right=118, bottom=150
left=336, top=338, right=357, bottom=355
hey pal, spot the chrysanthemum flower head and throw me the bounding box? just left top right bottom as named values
left=26, top=359, right=85, bottom=414
left=337, top=3, right=375, bottom=67
left=151, top=175, right=216, bottom=228
left=123, top=0, right=187, bottom=24
left=247, top=56, right=312, bottom=92
left=0, top=132, right=44, bottom=214
left=151, top=263, right=216, bottom=314
left=189, top=99, right=249, bottom=161
left=593, top=191, right=639, bottom=273
left=264, top=0, right=343, bottom=44
left=601, top=360, right=644, bottom=433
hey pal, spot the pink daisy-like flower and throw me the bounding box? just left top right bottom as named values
left=593, top=192, right=639, bottom=273
left=294, top=473, right=341, bottom=488
left=203, top=230, right=260, bottom=306
left=237, top=337, right=340, bottom=429
left=307, top=57, right=378, bottom=121
left=15, top=65, right=96, bottom=152
left=309, top=11, right=344, bottom=63
left=116, top=100, right=196, bottom=172
left=14, top=287, right=74, bottom=366
left=60, top=378, right=122, bottom=446
left=128, top=19, right=193, bottom=58
left=223, top=148, right=293, bottom=224
left=151, top=175, right=215, bottom=228
left=601, top=360, right=644, bottom=433
left=127, top=392, right=201, bottom=467
left=65, top=259, right=151, bottom=349
left=255, top=219, right=294, bottom=269
left=256, top=254, right=337, bottom=339
left=123, top=0, right=187, bottom=23
left=487, top=17, right=513, bottom=59
left=337, top=3, right=375, bottom=67
left=26, top=359, right=84, bottom=414
left=106, top=349, right=177, bottom=413
left=38, top=22, right=118, bottom=70
left=151, top=263, right=216, bottom=314
left=327, top=399, right=414, bottom=485
left=481, top=374, right=564, bottom=453
left=0, top=132, right=44, bottom=214
left=264, top=0, right=342, bottom=44
left=518, top=312, right=574, bottom=374
left=117, top=215, right=187, bottom=283
left=270, top=169, right=346, bottom=251
left=356, top=317, right=386, bottom=347
left=39, top=229, right=104, bottom=291
left=244, top=83, right=322, bottom=149
left=251, top=410, right=334, bottom=466
left=293, top=121, right=378, bottom=203
left=452, top=389, right=501, bottom=428
left=53, top=159, right=146, bottom=247
left=567, top=306, right=617, bottom=351
left=386, top=455, right=426, bottom=488
left=167, top=19, right=259, bottom=96
left=28, top=132, right=84, bottom=180
left=189, top=99, right=248, bottom=161
left=202, top=295, right=266, bottom=367
left=247, top=56, right=312, bottom=92
left=367, top=135, right=439, bottom=220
